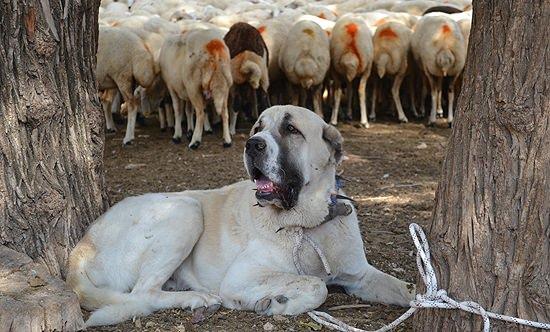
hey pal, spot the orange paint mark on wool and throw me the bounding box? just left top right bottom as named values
left=441, top=24, right=452, bottom=35
left=257, top=26, right=266, bottom=34
left=378, top=27, right=398, bottom=39
left=344, top=23, right=362, bottom=70
left=318, top=13, right=326, bottom=19
left=345, top=23, right=358, bottom=38
left=205, top=39, right=226, bottom=56
left=303, top=28, right=315, bottom=36
left=374, top=18, right=387, bottom=27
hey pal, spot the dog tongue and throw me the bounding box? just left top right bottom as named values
left=255, top=176, right=275, bottom=193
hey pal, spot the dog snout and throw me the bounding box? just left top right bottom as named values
left=246, top=137, right=267, bottom=156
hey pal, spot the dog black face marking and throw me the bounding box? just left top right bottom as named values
left=279, top=113, right=305, bottom=139
left=275, top=113, right=304, bottom=210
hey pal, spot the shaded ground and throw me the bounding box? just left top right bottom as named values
left=92, top=115, right=450, bottom=332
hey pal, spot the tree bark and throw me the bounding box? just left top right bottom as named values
left=414, top=1, right=549, bottom=331
left=0, top=0, right=108, bottom=278
left=0, top=1, right=107, bottom=330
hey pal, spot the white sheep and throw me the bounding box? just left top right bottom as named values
left=370, top=21, right=413, bottom=123
left=329, top=15, right=373, bottom=128
left=411, top=14, right=466, bottom=126
left=96, top=26, right=156, bottom=144
left=159, top=29, right=233, bottom=149
left=279, top=20, right=331, bottom=117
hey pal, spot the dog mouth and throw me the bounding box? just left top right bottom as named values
left=252, top=167, right=280, bottom=198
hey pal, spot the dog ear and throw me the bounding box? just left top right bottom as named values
left=323, top=124, right=344, bottom=164
left=249, top=118, right=263, bottom=137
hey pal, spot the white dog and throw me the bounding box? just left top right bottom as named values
left=67, top=105, right=414, bottom=327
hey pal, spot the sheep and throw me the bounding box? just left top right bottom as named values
left=96, top=26, right=156, bottom=144
left=411, top=14, right=466, bottom=126
left=223, top=22, right=270, bottom=131
left=160, top=29, right=233, bottom=149
left=329, top=15, right=373, bottom=128
left=256, top=19, right=290, bottom=104
left=279, top=20, right=330, bottom=117
left=370, top=21, right=413, bottom=123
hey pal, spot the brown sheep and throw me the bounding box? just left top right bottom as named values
left=223, top=22, right=270, bottom=129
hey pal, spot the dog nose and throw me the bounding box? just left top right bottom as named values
left=246, top=137, right=266, bottom=155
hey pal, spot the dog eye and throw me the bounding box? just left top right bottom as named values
left=287, top=124, right=299, bottom=134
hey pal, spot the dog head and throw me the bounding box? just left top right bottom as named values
left=244, top=105, right=343, bottom=226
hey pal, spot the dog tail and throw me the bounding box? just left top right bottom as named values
left=85, top=298, right=154, bottom=327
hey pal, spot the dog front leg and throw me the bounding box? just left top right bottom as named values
left=220, top=265, right=327, bottom=315
left=339, top=263, right=415, bottom=307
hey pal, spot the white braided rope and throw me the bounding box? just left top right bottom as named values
left=293, top=227, right=332, bottom=275
left=307, top=223, right=550, bottom=332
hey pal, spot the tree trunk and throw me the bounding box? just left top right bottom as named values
left=0, top=0, right=107, bottom=330
left=414, top=1, right=549, bottom=331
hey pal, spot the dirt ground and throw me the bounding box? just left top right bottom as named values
left=92, top=114, right=450, bottom=332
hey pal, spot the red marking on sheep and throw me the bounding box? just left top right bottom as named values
left=344, top=23, right=362, bottom=71
left=205, top=39, right=227, bottom=57
left=378, top=27, right=398, bottom=39
left=318, top=13, right=326, bottom=19
left=441, top=24, right=452, bottom=35
left=257, top=26, right=266, bottom=34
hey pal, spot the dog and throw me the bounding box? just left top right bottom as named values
left=67, top=105, right=415, bottom=327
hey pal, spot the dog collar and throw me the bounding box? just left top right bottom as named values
left=323, top=175, right=354, bottom=224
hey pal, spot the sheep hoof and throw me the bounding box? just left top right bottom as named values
left=426, top=122, right=436, bottom=127
left=186, top=131, right=194, bottom=141
left=368, top=116, right=376, bottom=122
left=360, top=122, right=370, bottom=129
left=160, top=127, right=166, bottom=132
left=436, top=112, right=444, bottom=118
left=123, top=140, right=133, bottom=146
left=448, top=122, right=453, bottom=128
left=399, top=118, right=409, bottom=124
left=172, top=137, right=182, bottom=144
left=223, top=142, right=232, bottom=148
left=189, top=141, right=201, bottom=150
left=106, top=128, right=117, bottom=134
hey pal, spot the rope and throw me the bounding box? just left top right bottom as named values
left=293, top=227, right=332, bottom=276
left=304, top=223, right=550, bottom=332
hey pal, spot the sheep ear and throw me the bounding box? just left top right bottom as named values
left=322, top=124, right=344, bottom=164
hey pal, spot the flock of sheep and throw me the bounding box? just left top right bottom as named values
left=98, top=0, right=472, bottom=149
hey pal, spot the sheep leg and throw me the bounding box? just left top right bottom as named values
left=290, top=85, right=300, bottom=106
left=158, top=105, right=166, bottom=132
left=111, top=89, right=122, bottom=115
left=203, top=111, right=212, bottom=134
left=228, top=93, right=237, bottom=135
left=219, top=97, right=232, bottom=148
left=330, top=79, right=342, bottom=126
left=408, top=77, right=420, bottom=118
left=251, top=89, right=259, bottom=120
left=299, top=87, right=307, bottom=107
left=420, top=75, right=428, bottom=117
left=359, top=69, right=371, bottom=128
left=345, top=81, right=354, bottom=121
left=392, top=74, right=408, bottom=123
left=168, top=90, right=183, bottom=144
left=185, top=101, right=194, bottom=141
left=188, top=93, right=205, bottom=150
left=436, top=87, right=443, bottom=118
left=122, top=99, right=138, bottom=145
left=165, top=102, right=175, bottom=128
left=101, top=92, right=116, bottom=133
left=370, top=79, right=378, bottom=121
left=447, top=76, right=459, bottom=127
left=312, top=86, right=323, bottom=118
left=425, top=73, right=438, bottom=126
